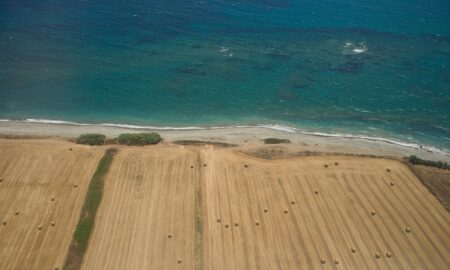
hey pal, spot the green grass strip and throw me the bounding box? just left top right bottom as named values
left=194, top=183, right=203, bottom=270
left=194, top=157, right=204, bottom=270
left=64, top=148, right=117, bottom=270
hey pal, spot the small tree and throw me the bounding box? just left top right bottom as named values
left=76, top=134, right=106, bottom=145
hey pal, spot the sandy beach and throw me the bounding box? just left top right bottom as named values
left=0, top=120, right=448, bottom=163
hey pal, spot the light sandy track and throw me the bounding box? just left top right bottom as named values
left=81, top=146, right=198, bottom=270
left=0, top=139, right=104, bottom=270
left=201, top=148, right=450, bottom=270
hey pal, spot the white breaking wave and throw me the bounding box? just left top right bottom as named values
left=24, top=118, right=91, bottom=125
left=100, top=123, right=205, bottom=130
left=1, top=118, right=448, bottom=157
left=342, top=41, right=368, bottom=55
left=294, top=130, right=449, bottom=156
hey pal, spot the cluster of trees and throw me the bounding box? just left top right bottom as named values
left=76, top=133, right=162, bottom=146
left=116, top=133, right=162, bottom=145
left=76, top=134, right=106, bottom=145
left=409, top=155, right=449, bottom=170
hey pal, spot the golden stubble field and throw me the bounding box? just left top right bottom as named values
left=81, top=146, right=199, bottom=270
left=0, top=139, right=448, bottom=270
left=202, top=149, right=450, bottom=269
left=82, top=145, right=449, bottom=270
left=0, top=139, right=104, bottom=270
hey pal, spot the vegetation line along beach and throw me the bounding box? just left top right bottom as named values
left=195, top=152, right=204, bottom=270
left=63, top=148, right=117, bottom=270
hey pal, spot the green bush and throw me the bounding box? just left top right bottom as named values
left=263, top=138, right=291, bottom=144
left=76, top=134, right=106, bottom=145
left=117, top=133, right=162, bottom=145
left=409, top=155, right=449, bottom=170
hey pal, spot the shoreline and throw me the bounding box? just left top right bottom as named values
left=1, top=120, right=449, bottom=163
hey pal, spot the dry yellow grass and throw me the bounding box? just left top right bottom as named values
left=81, top=145, right=449, bottom=270
left=3, top=139, right=444, bottom=269
left=81, top=146, right=198, bottom=270
left=0, top=139, right=104, bottom=270
left=202, top=148, right=450, bottom=269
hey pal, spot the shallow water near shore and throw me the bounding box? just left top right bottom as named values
left=0, top=1, right=449, bottom=151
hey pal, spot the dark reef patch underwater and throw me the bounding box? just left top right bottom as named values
left=0, top=0, right=449, bottom=151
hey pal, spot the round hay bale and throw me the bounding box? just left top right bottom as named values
left=324, top=164, right=328, bottom=168
left=255, top=221, right=260, bottom=226
left=244, top=164, right=249, bottom=168
left=375, top=253, right=380, bottom=259
left=2, top=220, right=7, bottom=225
left=234, top=222, right=239, bottom=227
left=351, top=247, right=356, bottom=253
left=264, top=208, right=268, bottom=213
left=225, top=224, right=229, bottom=228
left=334, top=259, right=339, bottom=265
left=386, top=168, right=391, bottom=172
left=51, top=222, right=55, bottom=227
left=38, top=225, right=42, bottom=230
left=55, top=267, right=59, bottom=270
left=390, top=181, right=395, bottom=186
left=177, top=259, right=182, bottom=264
left=405, top=227, right=411, bottom=233
left=168, top=234, right=172, bottom=239
left=284, top=210, right=288, bottom=214
left=203, top=164, right=207, bottom=167
left=15, top=211, right=19, bottom=215
left=69, top=148, right=72, bottom=151
left=217, top=218, right=221, bottom=223
left=371, top=210, right=376, bottom=216
left=73, top=184, right=78, bottom=188
left=321, top=259, right=326, bottom=264
left=314, top=190, right=319, bottom=195
left=51, top=197, right=55, bottom=202
left=291, top=200, right=295, bottom=205
left=190, top=166, right=194, bottom=169
left=0, top=178, right=3, bottom=182
left=335, top=162, right=339, bottom=166
left=386, top=252, right=392, bottom=258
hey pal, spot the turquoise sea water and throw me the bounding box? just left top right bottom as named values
left=0, top=1, right=449, bottom=152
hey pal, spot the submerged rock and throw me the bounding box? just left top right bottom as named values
left=330, top=61, right=364, bottom=73
left=172, top=66, right=207, bottom=76
left=266, top=52, right=291, bottom=61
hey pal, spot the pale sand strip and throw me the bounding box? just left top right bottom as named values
left=0, top=121, right=448, bottom=162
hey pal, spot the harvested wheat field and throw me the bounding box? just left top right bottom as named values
left=81, top=146, right=199, bottom=270
left=201, top=148, right=450, bottom=270
left=80, top=145, right=449, bottom=270
left=0, top=139, right=104, bottom=270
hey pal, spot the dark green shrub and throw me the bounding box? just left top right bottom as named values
left=409, top=155, right=449, bottom=170
left=117, top=133, right=162, bottom=145
left=263, top=138, right=291, bottom=144
left=76, top=134, right=106, bottom=145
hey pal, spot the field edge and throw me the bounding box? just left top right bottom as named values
left=63, top=148, right=117, bottom=270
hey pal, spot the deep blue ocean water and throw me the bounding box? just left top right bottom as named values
left=0, top=0, right=449, bottom=151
